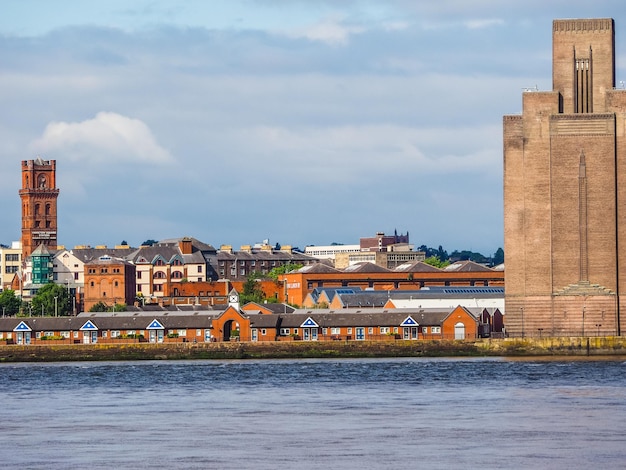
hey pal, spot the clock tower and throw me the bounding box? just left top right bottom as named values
left=19, top=158, right=59, bottom=259
left=228, top=288, right=240, bottom=311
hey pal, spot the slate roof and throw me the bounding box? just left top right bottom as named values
left=443, top=260, right=495, bottom=272
left=393, top=261, right=442, bottom=273
left=127, top=244, right=206, bottom=265
left=332, top=287, right=503, bottom=307
left=308, top=287, right=362, bottom=304
left=158, top=237, right=217, bottom=253
left=252, top=303, right=295, bottom=314
left=343, top=262, right=392, bottom=273
left=296, top=263, right=342, bottom=274
left=418, top=286, right=504, bottom=295
left=275, top=309, right=457, bottom=328
left=0, top=313, right=217, bottom=332
left=30, top=244, right=52, bottom=257
left=67, top=248, right=136, bottom=264
left=87, top=255, right=134, bottom=266
left=249, top=315, right=282, bottom=328
left=215, top=249, right=317, bottom=264
left=334, top=292, right=390, bottom=308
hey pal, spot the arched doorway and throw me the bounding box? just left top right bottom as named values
left=454, top=322, right=465, bottom=340
left=223, top=320, right=240, bottom=341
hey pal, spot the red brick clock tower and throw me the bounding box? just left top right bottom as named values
left=19, top=158, right=59, bottom=259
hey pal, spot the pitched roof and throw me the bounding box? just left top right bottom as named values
left=296, top=263, right=341, bottom=274
left=275, top=309, right=455, bottom=328
left=30, top=244, right=51, bottom=257
left=309, top=287, right=362, bottom=303
left=68, top=247, right=136, bottom=263
left=158, top=237, right=217, bottom=252
left=393, top=261, right=442, bottom=273
left=342, top=262, right=391, bottom=273
left=335, top=292, right=390, bottom=308
left=443, top=260, right=495, bottom=272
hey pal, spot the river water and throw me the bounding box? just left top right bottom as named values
left=1, top=357, right=625, bottom=469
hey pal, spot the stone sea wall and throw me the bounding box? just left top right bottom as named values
left=2, top=337, right=626, bottom=362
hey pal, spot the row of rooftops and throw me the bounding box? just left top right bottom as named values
left=0, top=307, right=488, bottom=332
left=59, top=238, right=318, bottom=266
left=34, top=236, right=501, bottom=275
left=307, top=285, right=504, bottom=302
left=295, top=259, right=503, bottom=275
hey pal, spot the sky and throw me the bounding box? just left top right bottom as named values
left=1, top=1, right=624, bottom=256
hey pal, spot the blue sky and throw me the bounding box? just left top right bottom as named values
left=0, top=1, right=624, bottom=255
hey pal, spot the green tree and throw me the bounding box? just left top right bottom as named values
left=89, top=301, right=108, bottom=312
left=449, top=250, right=489, bottom=264
left=240, top=275, right=265, bottom=304
left=418, top=245, right=449, bottom=261
left=268, top=263, right=303, bottom=281
left=31, top=283, right=71, bottom=316
left=141, top=239, right=158, bottom=246
left=89, top=301, right=126, bottom=312
left=493, top=247, right=504, bottom=266
left=0, top=289, right=21, bottom=316
left=423, top=255, right=450, bottom=269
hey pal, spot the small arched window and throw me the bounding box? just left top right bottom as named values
left=153, top=271, right=166, bottom=279
left=171, top=271, right=183, bottom=279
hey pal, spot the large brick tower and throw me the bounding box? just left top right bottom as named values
left=19, top=158, right=59, bottom=259
left=504, top=18, right=626, bottom=337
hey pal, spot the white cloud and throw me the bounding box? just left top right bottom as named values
left=464, top=18, right=505, bottom=30
left=29, top=111, right=173, bottom=164
left=279, top=17, right=365, bottom=46
left=234, top=123, right=500, bottom=182
left=382, top=21, right=410, bottom=31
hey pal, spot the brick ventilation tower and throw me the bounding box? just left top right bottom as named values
left=504, top=19, right=626, bottom=337
left=19, top=158, right=59, bottom=260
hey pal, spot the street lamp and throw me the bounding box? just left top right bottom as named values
left=595, top=324, right=602, bottom=337
left=54, top=296, right=58, bottom=317
left=520, top=307, right=525, bottom=338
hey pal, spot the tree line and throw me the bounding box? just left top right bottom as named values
left=418, top=245, right=504, bottom=268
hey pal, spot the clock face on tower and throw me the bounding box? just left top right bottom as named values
left=229, top=294, right=238, bottom=303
